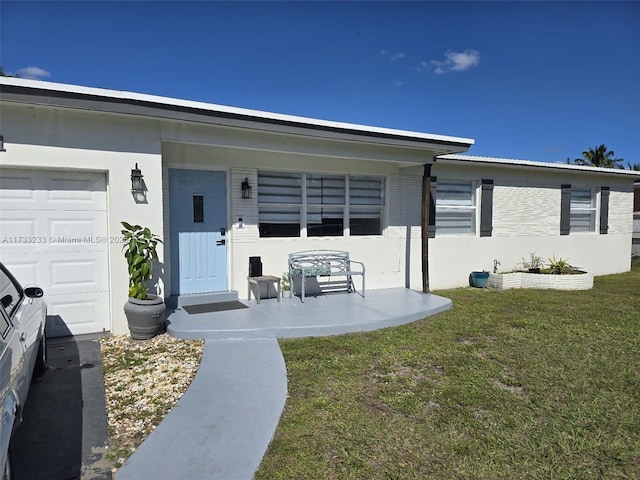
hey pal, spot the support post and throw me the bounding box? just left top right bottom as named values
left=422, top=163, right=432, bottom=293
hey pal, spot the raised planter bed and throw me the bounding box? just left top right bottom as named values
left=488, top=271, right=594, bottom=291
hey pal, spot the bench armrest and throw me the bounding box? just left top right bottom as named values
left=349, top=260, right=365, bottom=275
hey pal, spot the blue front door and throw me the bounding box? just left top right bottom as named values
left=169, top=169, right=227, bottom=294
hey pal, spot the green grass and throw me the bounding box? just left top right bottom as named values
left=256, top=267, right=640, bottom=479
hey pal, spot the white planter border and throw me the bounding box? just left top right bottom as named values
left=487, top=272, right=594, bottom=290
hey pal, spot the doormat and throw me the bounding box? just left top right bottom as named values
left=183, top=301, right=249, bottom=315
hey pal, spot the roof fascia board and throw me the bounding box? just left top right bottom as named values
left=438, top=154, right=640, bottom=179
left=0, top=82, right=473, bottom=154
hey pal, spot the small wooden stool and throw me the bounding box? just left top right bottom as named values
left=247, top=275, right=281, bottom=304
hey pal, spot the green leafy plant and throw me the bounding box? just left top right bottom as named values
left=546, top=253, right=572, bottom=274
left=281, top=272, right=291, bottom=292
left=121, top=222, right=163, bottom=299
left=520, top=251, right=544, bottom=271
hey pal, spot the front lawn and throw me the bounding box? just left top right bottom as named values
left=256, top=267, right=640, bottom=479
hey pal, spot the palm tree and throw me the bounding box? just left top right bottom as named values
left=0, top=66, right=19, bottom=78
left=627, top=162, right=640, bottom=171
left=573, top=145, right=623, bottom=169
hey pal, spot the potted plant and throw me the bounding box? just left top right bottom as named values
left=121, top=222, right=165, bottom=340
left=281, top=272, right=291, bottom=292
left=521, top=251, right=544, bottom=273
left=469, top=270, right=490, bottom=288
left=546, top=254, right=573, bottom=274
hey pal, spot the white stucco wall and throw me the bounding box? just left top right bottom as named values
left=1, top=104, right=164, bottom=334
left=426, top=162, right=634, bottom=289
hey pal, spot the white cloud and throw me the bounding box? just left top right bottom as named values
left=380, top=50, right=405, bottom=62
left=17, top=66, right=51, bottom=80
left=430, top=49, right=480, bottom=74
left=393, top=80, right=404, bottom=87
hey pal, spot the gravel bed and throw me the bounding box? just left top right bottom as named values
left=100, top=333, right=204, bottom=468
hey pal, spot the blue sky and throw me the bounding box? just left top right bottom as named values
left=1, top=1, right=639, bottom=164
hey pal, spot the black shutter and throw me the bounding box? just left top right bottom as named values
left=600, top=187, right=610, bottom=234
left=428, top=176, right=437, bottom=238
left=560, top=184, right=571, bottom=235
left=480, top=179, right=494, bottom=237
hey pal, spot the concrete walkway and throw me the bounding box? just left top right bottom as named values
left=117, top=338, right=287, bottom=480
left=116, top=288, right=451, bottom=480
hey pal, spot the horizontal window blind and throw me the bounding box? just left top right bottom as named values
left=350, top=176, right=384, bottom=205
left=436, top=210, right=475, bottom=234
left=307, top=174, right=345, bottom=205
left=258, top=171, right=302, bottom=204
left=436, top=181, right=476, bottom=234
left=570, top=188, right=595, bottom=232
left=259, top=206, right=301, bottom=224
left=436, top=182, right=473, bottom=206
left=258, top=171, right=384, bottom=237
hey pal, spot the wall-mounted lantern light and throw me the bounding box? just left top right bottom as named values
left=131, top=163, right=144, bottom=194
left=0, top=135, right=6, bottom=152
left=130, top=163, right=147, bottom=203
left=241, top=177, right=252, bottom=199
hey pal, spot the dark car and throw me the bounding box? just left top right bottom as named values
left=0, top=262, right=47, bottom=479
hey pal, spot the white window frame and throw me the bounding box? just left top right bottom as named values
left=435, top=179, right=478, bottom=236
left=570, top=187, right=596, bottom=233
left=257, top=171, right=385, bottom=238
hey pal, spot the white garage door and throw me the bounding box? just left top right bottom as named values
left=0, top=168, right=110, bottom=337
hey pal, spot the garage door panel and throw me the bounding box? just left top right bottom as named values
left=46, top=293, right=110, bottom=337
left=3, top=255, right=109, bottom=297
left=45, top=172, right=106, bottom=210
left=0, top=218, right=38, bottom=237
left=48, top=179, right=100, bottom=202
left=0, top=169, right=106, bottom=211
left=1, top=261, right=40, bottom=288
left=0, top=174, right=36, bottom=202
left=49, top=214, right=109, bottom=243
left=1, top=210, right=109, bottom=254
left=0, top=168, right=110, bottom=337
left=50, top=256, right=109, bottom=293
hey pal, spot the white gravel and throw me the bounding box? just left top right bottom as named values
left=100, top=333, right=204, bottom=468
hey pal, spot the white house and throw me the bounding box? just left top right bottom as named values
left=1, top=78, right=638, bottom=336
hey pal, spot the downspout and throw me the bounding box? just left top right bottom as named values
left=422, top=163, right=432, bottom=293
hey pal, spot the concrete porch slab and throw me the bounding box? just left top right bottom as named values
left=167, top=288, right=452, bottom=340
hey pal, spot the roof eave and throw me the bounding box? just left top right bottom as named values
left=0, top=78, right=474, bottom=155
left=437, top=154, right=640, bottom=179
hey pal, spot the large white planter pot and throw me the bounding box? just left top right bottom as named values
left=124, top=294, right=165, bottom=340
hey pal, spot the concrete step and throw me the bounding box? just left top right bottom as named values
left=167, top=291, right=239, bottom=308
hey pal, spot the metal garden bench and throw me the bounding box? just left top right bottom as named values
left=288, top=250, right=365, bottom=302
